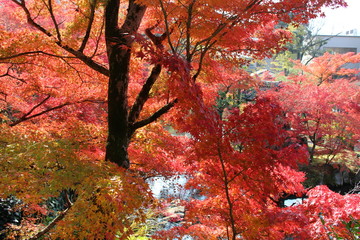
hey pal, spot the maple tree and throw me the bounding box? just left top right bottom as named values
left=0, top=122, right=156, bottom=239
left=154, top=53, right=360, bottom=239
left=160, top=97, right=309, bottom=239
left=284, top=24, right=329, bottom=61
left=1, top=0, right=360, bottom=239
left=266, top=23, right=329, bottom=77
left=263, top=52, right=360, bottom=163
left=154, top=91, right=359, bottom=239
left=0, top=0, right=347, bottom=168
left=282, top=24, right=327, bottom=63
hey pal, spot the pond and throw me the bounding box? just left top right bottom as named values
left=147, top=175, right=303, bottom=205
left=147, top=175, right=304, bottom=239
left=147, top=175, right=204, bottom=200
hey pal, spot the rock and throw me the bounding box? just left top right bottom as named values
left=309, top=163, right=359, bottom=194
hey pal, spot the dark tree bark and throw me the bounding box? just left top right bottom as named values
left=104, top=0, right=147, bottom=168
left=104, top=0, right=176, bottom=168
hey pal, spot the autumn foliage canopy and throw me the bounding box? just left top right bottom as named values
left=0, top=0, right=359, bottom=239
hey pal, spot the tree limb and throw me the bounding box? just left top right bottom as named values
left=14, top=95, right=51, bottom=123
left=79, top=0, right=97, bottom=52
left=217, top=140, right=237, bottom=240
left=9, top=98, right=105, bottom=127
left=105, top=0, right=121, bottom=40
left=46, top=0, right=62, bottom=43
left=185, top=0, right=196, bottom=62
left=192, top=40, right=217, bottom=81
left=130, top=99, right=177, bottom=132
left=159, top=0, right=176, bottom=54
left=128, top=64, right=162, bottom=123
left=128, top=24, right=169, bottom=123
left=0, top=51, right=76, bottom=61
left=120, top=0, right=147, bottom=34
left=245, top=0, right=263, bottom=11
left=28, top=192, right=74, bottom=240
left=191, top=22, right=227, bottom=58
left=10, top=0, right=109, bottom=77
left=59, top=45, right=110, bottom=76
left=0, top=64, right=26, bottom=83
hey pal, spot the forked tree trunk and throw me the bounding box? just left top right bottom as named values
left=104, top=0, right=146, bottom=168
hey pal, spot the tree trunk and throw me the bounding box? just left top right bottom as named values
left=105, top=0, right=146, bottom=168
left=105, top=45, right=132, bottom=168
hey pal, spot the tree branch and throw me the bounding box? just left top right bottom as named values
left=128, top=25, right=167, bottom=124
left=59, top=45, right=110, bottom=76
left=11, top=0, right=52, bottom=37
left=191, top=22, right=227, bottom=58
left=90, top=18, right=105, bottom=58
left=120, top=0, right=147, bottom=34
left=245, top=0, right=263, bottom=11
left=0, top=64, right=26, bottom=83
left=105, top=0, right=120, bottom=35
left=217, top=140, right=237, bottom=240
left=17, top=95, right=51, bottom=122
left=185, top=0, right=196, bottom=62
left=159, top=0, right=176, bottom=54
left=128, top=64, right=162, bottom=123
left=130, top=99, right=177, bottom=132
left=46, top=0, right=62, bottom=43
left=192, top=40, right=217, bottom=81
left=10, top=0, right=109, bottom=76
left=79, top=0, right=97, bottom=52
left=29, top=191, right=74, bottom=240
left=9, top=98, right=105, bottom=127
left=1, top=50, right=109, bottom=77
left=0, top=51, right=75, bottom=61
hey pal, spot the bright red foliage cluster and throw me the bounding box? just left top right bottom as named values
left=263, top=53, right=360, bottom=163
left=157, top=54, right=360, bottom=238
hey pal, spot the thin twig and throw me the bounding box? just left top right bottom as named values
left=9, top=98, right=105, bottom=127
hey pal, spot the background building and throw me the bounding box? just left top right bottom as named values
left=317, top=34, right=360, bottom=69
